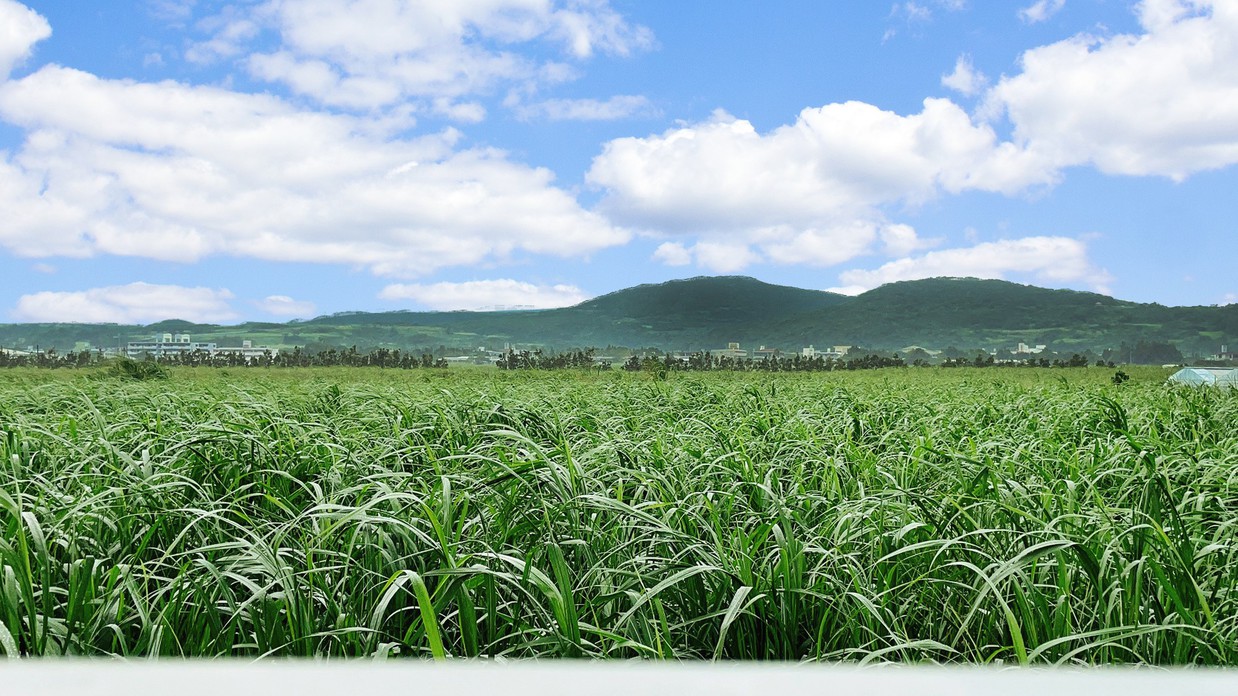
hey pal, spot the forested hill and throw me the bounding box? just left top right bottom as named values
left=2, top=276, right=1235, bottom=356
left=773, top=278, right=1238, bottom=354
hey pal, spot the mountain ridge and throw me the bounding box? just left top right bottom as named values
left=2, top=276, right=1234, bottom=356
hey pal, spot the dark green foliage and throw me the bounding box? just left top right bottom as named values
left=106, top=358, right=168, bottom=380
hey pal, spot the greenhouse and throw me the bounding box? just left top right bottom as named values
left=1167, top=367, right=1238, bottom=387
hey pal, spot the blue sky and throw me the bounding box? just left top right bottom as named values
left=1, top=0, right=1236, bottom=323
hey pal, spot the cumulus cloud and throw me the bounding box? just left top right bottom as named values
left=188, top=0, right=654, bottom=112
left=588, top=103, right=1055, bottom=272
left=652, top=241, right=692, bottom=266
left=941, top=55, right=987, bottom=96
left=826, top=236, right=1112, bottom=294
left=988, top=0, right=1238, bottom=179
left=584, top=1, right=1238, bottom=279
left=256, top=295, right=316, bottom=318
left=379, top=279, right=589, bottom=310
left=691, top=242, right=762, bottom=274
left=12, top=282, right=238, bottom=323
left=879, top=223, right=940, bottom=256
left=0, top=0, right=50, bottom=79
left=0, top=65, right=628, bottom=275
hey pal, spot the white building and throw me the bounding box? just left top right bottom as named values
left=215, top=339, right=278, bottom=360
left=713, top=342, right=749, bottom=359
left=803, top=345, right=844, bottom=359
left=1014, top=342, right=1048, bottom=355
left=126, top=333, right=216, bottom=359
left=126, top=334, right=277, bottom=360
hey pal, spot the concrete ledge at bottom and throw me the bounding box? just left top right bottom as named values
left=3, top=662, right=1238, bottom=696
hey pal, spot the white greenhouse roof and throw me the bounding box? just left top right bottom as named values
left=1167, top=367, right=1238, bottom=386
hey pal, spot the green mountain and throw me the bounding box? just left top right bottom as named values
left=814, top=277, right=1237, bottom=353
left=1, top=276, right=1235, bottom=357
left=550, top=276, right=848, bottom=348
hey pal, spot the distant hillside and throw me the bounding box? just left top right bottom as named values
left=574, top=275, right=847, bottom=323
left=2, top=276, right=1235, bottom=356
left=787, top=278, right=1237, bottom=353
left=555, top=276, right=848, bottom=348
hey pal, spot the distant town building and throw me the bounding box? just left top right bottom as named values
left=214, top=339, right=279, bottom=360
left=126, top=333, right=216, bottom=359
left=1013, top=342, right=1048, bottom=355
left=752, top=345, right=781, bottom=360
left=713, top=342, right=749, bottom=359
left=126, top=334, right=277, bottom=360
left=802, top=345, right=845, bottom=359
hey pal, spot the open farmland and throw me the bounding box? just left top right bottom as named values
left=0, top=368, right=1235, bottom=662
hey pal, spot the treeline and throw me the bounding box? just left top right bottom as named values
left=494, top=349, right=908, bottom=372
left=497, top=349, right=1112, bottom=372
left=940, top=353, right=1102, bottom=368
left=624, top=352, right=907, bottom=372
left=496, top=348, right=604, bottom=370
left=0, top=350, right=100, bottom=368
left=0, top=346, right=449, bottom=369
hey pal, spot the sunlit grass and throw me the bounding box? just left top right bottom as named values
left=0, top=367, right=1233, bottom=662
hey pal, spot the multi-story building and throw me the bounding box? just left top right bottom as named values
left=214, top=340, right=278, bottom=360
left=126, top=333, right=216, bottom=359
left=126, top=334, right=279, bottom=360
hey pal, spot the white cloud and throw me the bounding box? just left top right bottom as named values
left=12, top=282, right=238, bottom=323
left=886, top=0, right=967, bottom=39
left=184, top=13, right=260, bottom=64
left=761, top=223, right=881, bottom=267
left=588, top=102, right=1055, bottom=271
left=827, top=236, right=1112, bottom=294
left=941, top=55, right=987, bottom=96
left=1018, top=0, right=1066, bottom=24
left=691, top=242, right=762, bottom=274
left=1222, top=292, right=1237, bottom=305
left=879, top=223, right=940, bottom=256
left=587, top=0, right=1238, bottom=276
left=432, top=98, right=487, bottom=123
left=0, top=0, right=50, bottom=79
left=379, top=279, right=589, bottom=310
left=191, top=0, right=654, bottom=112
left=516, top=94, right=656, bottom=121
left=148, top=0, right=198, bottom=24
left=652, top=241, right=692, bottom=266
left=0, top=65, right=628, bottom=275
left=893, top=2, right=933, bottom=24
left=257, top=295, right=316, bottom=318
left=988, top=0, right=1238, bottom=179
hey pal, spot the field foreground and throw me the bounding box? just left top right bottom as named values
left=0, top=368, right=1235, bottom=662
